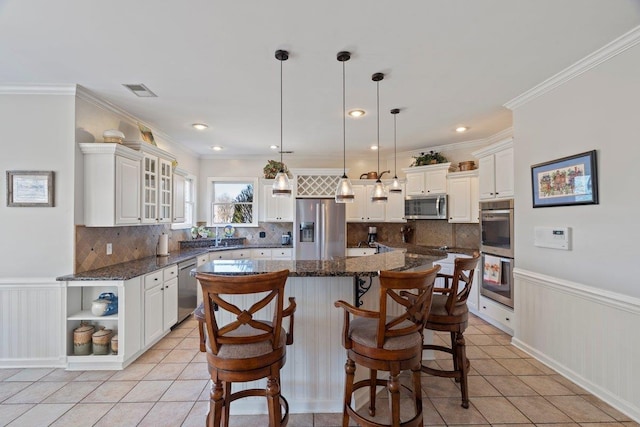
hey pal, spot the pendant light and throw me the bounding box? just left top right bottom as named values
left=370, top=72, right=388, bottom=203
left=272, top=49, right=292, bottom=197
left=389, top=108, right=402, bottom=193
left=335, top=51, right=354, bottom=203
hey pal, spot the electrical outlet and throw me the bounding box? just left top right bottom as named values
left=106, top=243, right=113, bottom=255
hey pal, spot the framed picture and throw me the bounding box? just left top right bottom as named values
left=6, top=171, right=55, bottom=207
left=531, top=150, right=598, bottom=208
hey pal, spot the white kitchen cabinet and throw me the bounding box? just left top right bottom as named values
left=250, top=248, right=272, bottom=259
left=402, top=163, right=451, bottom=196
left=271, top=248, right=292, bottom=260
left=172, top=168, right=187, bottom=223
left=65, top=276, right=142, bottom=370
left=385, top=184, right=407, bottom=223
left=124, top=142, right=176, bottom=224
left=447, top=170, right=479, bottom=223
left=478, top=296, right=513, bottom=335
left=260, top=180, right=294, bottom=222
left=79, top=143, right=143, bottom=227
left=473, top=139, right=514, bottom=200
left=346, top=183, right=386, bottom=222
left=143, top=265, right=178, bottom=347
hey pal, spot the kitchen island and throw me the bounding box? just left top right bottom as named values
left=194, top=249, right=444, bottom=415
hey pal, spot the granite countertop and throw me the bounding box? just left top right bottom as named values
left=57, top=244, right=294, bottom=281
left=194, top=250, right=445, bottom=278
left=375, top=242, right=477, bottom=257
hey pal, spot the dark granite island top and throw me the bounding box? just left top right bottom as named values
left=194, top=249, right=445, bottom=277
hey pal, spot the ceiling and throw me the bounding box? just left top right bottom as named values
left=1, top=1, right=639, bottom=159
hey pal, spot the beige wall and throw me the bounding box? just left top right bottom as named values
left=512, top=43, right=640, bottom=298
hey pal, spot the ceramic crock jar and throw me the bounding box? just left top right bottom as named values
left=73, top=323, right=95, bottom=355
left=92, top=328, right=113, bottom=355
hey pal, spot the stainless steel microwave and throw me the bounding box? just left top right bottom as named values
left=404, top=194, right=447, bottom=220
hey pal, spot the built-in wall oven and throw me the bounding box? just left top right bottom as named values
left=480, top=199, right=514, bottom=308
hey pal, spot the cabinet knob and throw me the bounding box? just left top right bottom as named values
left=154, top=278, right=159, bottom=281
left=505, top=317, right=510, bottom=321
left=482, top=306, right=487, bottom=309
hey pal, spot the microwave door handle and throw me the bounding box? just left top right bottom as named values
left=436, top=196, right=441, bottom=217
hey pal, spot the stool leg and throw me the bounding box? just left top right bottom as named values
left=222, top=381, right=231, bottom=427
left=199, top=321, right=206, bottom=352
left=412, top=363, right=423, bottom=421
left=266, top=374, right=282, bottom=427
left=343, top=358, right=355, bottom=427
left=369, top=369, right=377, bottom=416
left=450, top=331, right=460, bottom=382
left=456, top=331, right=470, bottom=408
left=210, top=379, right=223, bottom=427
left=388, top=369, right=401, bottom=427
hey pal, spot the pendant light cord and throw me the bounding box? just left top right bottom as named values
left=393, top=112, right=397, bottom=178
left=376, top=79, right=380, bottom=178
left=280, top=57, right=284, bottom=170
left=342, top=60, right=346, bottom=177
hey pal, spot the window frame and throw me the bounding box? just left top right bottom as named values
left=171, top=172, right=197, bottom=230
left=207, top=176, right=259, bottom=227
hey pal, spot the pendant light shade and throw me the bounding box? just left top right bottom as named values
left=389, top=108, right=402, bottom=193
left=272, top=49, right=292, bottom=197
left=371, top=72, right=387, bottom=203
left=335, top=51, right=354, bottom=203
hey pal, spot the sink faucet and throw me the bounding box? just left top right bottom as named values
left=400, top=226, right=412, bottom=243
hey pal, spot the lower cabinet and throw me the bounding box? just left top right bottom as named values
left=346, top=247, right=377, bottom=257
left=143, top=265, right=178, bottom=347
left=478, top=296, right=514, bottom=335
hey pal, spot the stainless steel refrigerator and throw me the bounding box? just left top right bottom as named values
left=295, top=198, right=346, bottom=260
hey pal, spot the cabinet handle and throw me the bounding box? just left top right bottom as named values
left=154, top=278, right=159, bottom=281
left=495, top=192, right=499, bottom=195
left=482, top=305, right=487, bottom=309
left=505, top=317, right=510, bottom=321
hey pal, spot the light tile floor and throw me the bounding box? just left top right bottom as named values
left=1, top=314, right=637, bottom=426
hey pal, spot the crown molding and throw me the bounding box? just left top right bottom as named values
left=0, top=84, right=77, bottom=95
left=75, top=85, right=199, bottom=158
left=405, top=127, right=513, bottom=158
left=505, top=25, right=640, bottom=110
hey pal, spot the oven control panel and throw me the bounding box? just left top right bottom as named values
left=534, top=226, right=571, bottom=250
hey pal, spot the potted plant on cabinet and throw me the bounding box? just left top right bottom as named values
left=411, top=151, right=448, bottom=166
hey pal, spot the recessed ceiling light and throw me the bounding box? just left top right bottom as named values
left=370, top=145, right=378, bottom=150
left=456, top=126, right=468, bottom=133
left=348, top=109, right=365, bottom=118
left=192, top=123, right=208, bottom=130
left=210, top=146, right=223, bottom=151
left=270, top=145, right=279, bottom=150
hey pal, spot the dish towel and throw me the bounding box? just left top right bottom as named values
left=483, top=255, right=502, bottom=285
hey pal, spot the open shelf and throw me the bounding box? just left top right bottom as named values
left=67, top=310, right=118, bottom=321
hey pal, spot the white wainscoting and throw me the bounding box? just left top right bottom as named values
left=0, top=278, right=66, bottom=367
left=513, top=268, right=640, bottom=422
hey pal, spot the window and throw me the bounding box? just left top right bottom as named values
left=184, top=175, right=195, bottom=228
left=208, top=177, right=258, bottom=227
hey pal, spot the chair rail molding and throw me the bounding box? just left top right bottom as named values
left=512, top=267, right=640, bottom=423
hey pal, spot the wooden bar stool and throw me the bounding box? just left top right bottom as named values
left=195, top=270, right=296, bottom=427
left=334, top=266, right=440, bottom=427
left=421, top=253, right=480, bottom=408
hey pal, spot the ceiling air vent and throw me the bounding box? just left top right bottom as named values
left=122, top=83, right=157, bottom=98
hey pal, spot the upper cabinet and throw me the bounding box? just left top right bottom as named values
left=473, top=139, right=514, bottom=200
left=124, top=142, right=176, bottom=224
left=79, top=143, right=143, bottom=227
left=260, top=179, right=294, bottom=222
left=402, top=163, right=451, bottom=196
left=172, top=168, right=187, bottom=223
left=385, top=183, right=407, bottom=223
left=447, top=170, right=479, bottom=223
left=345, top=182, right=386, bottom=223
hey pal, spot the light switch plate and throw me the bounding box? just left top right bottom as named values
left=534, top=226, right=571, bottom=250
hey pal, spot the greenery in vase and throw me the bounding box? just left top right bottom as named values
left=411, top=150, right=448, bottom=166
left=263, top=160, right=291, bottom=179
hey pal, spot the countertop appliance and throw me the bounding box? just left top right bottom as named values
left=479, top=199, right=514, bottom=308
left=404, top=194, right=447, bottom=219
left=177, top=258, right=198, bottom=323
left=295, top=198, right=346, bottom=260
left=367, top=226, right=377, bottom=244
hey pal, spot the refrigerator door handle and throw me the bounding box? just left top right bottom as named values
left=320, top=202, right=327, bottom=260
left=315, top=203, right=321, bottom=260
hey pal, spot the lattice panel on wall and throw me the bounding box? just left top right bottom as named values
left=296, top=175, right=340, bottom=198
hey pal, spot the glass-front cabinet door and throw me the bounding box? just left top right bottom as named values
left=158, top=158, right=172, bottom=223
left=142, top=154, right=158, bottom=223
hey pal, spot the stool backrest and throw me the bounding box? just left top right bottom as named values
left=444, top=253, right=480, bottom=314
left=376, top=266, right=440, bottom=348
left=195, top=269, right=290, bottom=355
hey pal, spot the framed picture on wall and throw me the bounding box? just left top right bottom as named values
left=6, top=170, right=55, bottom=207
left=531, top=150, right=598, bottom=208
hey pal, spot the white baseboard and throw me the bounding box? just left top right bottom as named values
left=514, top=268, right=640, bottom=422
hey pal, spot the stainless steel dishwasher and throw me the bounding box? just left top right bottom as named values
left=177, top=258, right=198, bottom=324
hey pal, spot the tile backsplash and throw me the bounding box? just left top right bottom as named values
left=75, top=225, right=189, bottom=273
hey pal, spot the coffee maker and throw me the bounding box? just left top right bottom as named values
left=367, top=226, right=377, bottom=245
